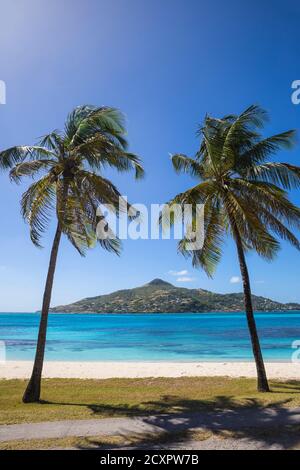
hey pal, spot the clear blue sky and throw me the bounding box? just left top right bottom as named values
left=0, top=0, right=300, bottom=311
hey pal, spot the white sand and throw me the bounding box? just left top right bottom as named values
left=0, top=361, right=299, bottom=380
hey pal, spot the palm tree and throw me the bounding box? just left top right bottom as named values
left=0, top=105, right=144, bottom=402
left=165, top=105, right=300, bottom=392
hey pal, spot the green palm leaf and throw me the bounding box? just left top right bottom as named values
left=0, top=146, right=55, bottom=169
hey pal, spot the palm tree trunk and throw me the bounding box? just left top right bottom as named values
left=22, top=224, right=62, bottom=403
left=232, top=223, right=270, bottom=392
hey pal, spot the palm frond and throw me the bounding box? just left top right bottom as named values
left=179, top=199, right=225, bottom=277
left=0, top=146, right=55, bottom=169
left=257, top=206, right=300, bottom=250
left=21, top=175, right=56, bottom=247
left=39, top=131, right=63, bottom=151
left=242, top=162, right=300, bottom=189
left=232, top=179, right=300, bottom=229
left=237, top=131, right=296, bottom=168
left=10, top=159, right=56, bottom=183
left=68, top=106, right=127, bottom=149
left=171, top=154, right=205, bottom=178
left=224, top=191, right=280, bottom=260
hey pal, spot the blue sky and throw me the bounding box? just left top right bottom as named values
left=0, top=0, right=300, bottom=311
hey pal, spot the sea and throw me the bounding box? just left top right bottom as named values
left=0, top=312, right=300, bottom=362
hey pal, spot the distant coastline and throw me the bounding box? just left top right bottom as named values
left=2, top=310, right=300, bottom=315
left=46, top=310, right=300, bottom=315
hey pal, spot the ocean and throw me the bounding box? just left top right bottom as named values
left=1, top=312, right=300, bottom=362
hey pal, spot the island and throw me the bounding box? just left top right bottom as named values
left=49, top=279, right=300, bottom=313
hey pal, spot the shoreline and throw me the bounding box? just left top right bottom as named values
left=2, top=310, right=300, bottom=314
left=0, top=361, right=299, bottom=380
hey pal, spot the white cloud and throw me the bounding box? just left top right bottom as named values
left=169, top=270, right=188, bottom=276
left=230, top=276, right=241, bottom=284
left=177, top=276, right=195, bottom=282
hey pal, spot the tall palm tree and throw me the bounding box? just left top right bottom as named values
left=0, top=105, right=144, bottom=402
left=165, top=105, right=300, bottom=392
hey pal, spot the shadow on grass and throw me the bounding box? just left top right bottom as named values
left=40, top=382, right=300, bottom=450
left=272, top=380, right=300, bottom=393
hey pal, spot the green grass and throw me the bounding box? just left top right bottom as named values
left=1, top=377, right=300, bottom=425
left=0, top=434, right=127, bottom=450
left=0, top=430, right=215, bottom=450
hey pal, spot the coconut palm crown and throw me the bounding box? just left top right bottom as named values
left=0, top=105, right=144, bottom=254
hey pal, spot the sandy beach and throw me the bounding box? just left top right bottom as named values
left=0, top=361, right=299, bottom=380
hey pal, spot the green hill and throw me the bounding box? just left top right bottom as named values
left=50, top=278, right=300, bottom=313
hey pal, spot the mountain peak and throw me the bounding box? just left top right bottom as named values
left=146, top=278, right=174, bottom=287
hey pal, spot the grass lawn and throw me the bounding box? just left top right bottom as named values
left=1, top=377, right=300, bottom=425
left=0, top=434, right=126, bottom=450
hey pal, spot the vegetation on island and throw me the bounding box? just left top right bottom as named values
left=50, top=278, right=300, bottom=313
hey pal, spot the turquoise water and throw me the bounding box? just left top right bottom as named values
left=0, top=312, right=300, bottom=362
